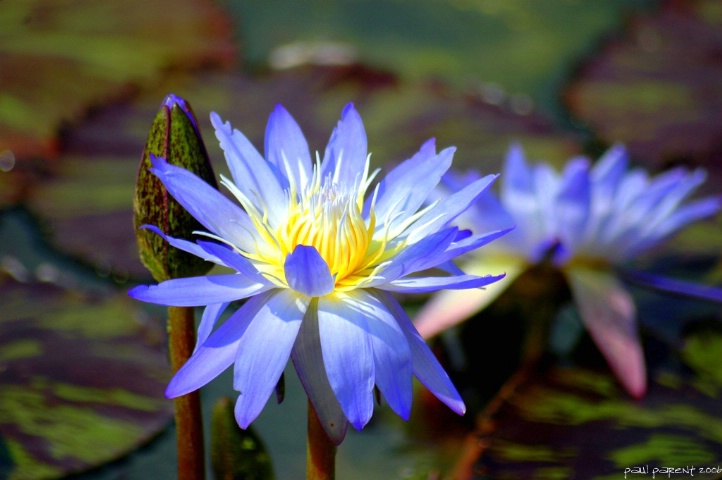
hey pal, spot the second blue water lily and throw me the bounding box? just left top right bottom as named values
left=415, top=144, right=721, bottom=398
left=129, top=102, right=510, bottom=443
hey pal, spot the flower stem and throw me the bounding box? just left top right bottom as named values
left=168, top=306, right=205, bottom=480
left=307, top=399, right=336, bottom=480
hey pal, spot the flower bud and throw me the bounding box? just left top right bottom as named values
left=134, top=94, right=217, bottom=281
left=210, top=397, right=274, bottom=480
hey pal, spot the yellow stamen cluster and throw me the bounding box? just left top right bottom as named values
left=279, top=180, right=371, bottom=282
left=222, top=156, right=406, bottom=293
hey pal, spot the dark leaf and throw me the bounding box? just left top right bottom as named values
left=564, top=0, right=722, bottom=178
left=0, top=279, right=172, bottom=479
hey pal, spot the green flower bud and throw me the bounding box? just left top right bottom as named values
left=134, top=94, right=217, bottom=281
left=211, top=397, right=274, bottom=480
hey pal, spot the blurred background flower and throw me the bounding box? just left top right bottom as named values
left=415, top=144, right=721, bottom=398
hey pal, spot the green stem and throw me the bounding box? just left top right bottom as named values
left=307, top=400, right=336, bottom=480
left=168, top=306, right=205, bottom=480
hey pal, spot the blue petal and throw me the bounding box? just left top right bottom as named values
left=405, top=173, right=499, bottom=243
left=591, top=143, right=628, bottom=199
left=321, top=103, right=368, bottom=188
left=369, top=141, right=455, bottom=232
left=149, top=155, right=259, bottom=252
left=211, top=112, right=287, bottom=226
left=620, top=268, right=722, bottom=303
left=233, top=289, right=308, bottom=428
left=377, top=291, right=465, bottom=415
left=265, top=104, right=313, bottom=190
left=195, top=302, right=229, bottom=352
left=141, top=225, right=222, bottom=265
left=291, top=301, right=349, bottom=444
left=197, top=241, right=269, bottom=284
left=654, top=196, right=722, bottom=239
left=317, top=293, right=374, bottom=430
left=499, top=144, right=554, bottom=254
left=363, top=137, right=437, bottom=218
left=128, top=274, right=272, bottom=306
left=365, top=228, right=459, bottom=287
left=553, top=158, right=590, bottom=262
left=284, top=245, right=335, bottom=297
left=380, top=273, right=506, bottom=294
left=500, top=143, right=534, bottom=215
left=358, top=290, right=413, bottom=420
left=430, top=227, right=515, bottom=267
left=165, top=290, right=276, bottom=397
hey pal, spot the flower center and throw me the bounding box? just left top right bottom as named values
left=221, top=156, right=406, bottom=292
left=279, top=179, right=371, bottom=283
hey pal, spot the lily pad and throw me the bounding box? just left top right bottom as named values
left=0, top=0, right=236, bottom=162
left=224, top=0, right=656, bottom=116
left=0, top=278, right=171, bottom=480
left=563, top=0, right=722, bottom=174
left=459, top=324, right=722, bottom=479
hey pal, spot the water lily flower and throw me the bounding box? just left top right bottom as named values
left=128, top=103, right=510, bottom=443
left=414, top=143, right=721, bottom=398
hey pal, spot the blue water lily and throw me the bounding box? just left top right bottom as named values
left=415, top=144, right=721, bottom=398
left=129, top=103, right=510, bottom=443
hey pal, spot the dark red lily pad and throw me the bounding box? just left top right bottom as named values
left=564, top=0, right=722, bottom=174
left=0, top=0, right=236, bottom=163
left=458, top=325, right=722, bottom=480
left=0, top=277, right=171, bottom=480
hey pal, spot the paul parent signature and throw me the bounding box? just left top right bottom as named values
left=625, top=465, right=722, bottom=478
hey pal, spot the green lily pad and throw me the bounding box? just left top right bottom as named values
left=0, top=0, right=235, bottom=163
left=224, top=0, right=656, bottom=115
left=0, top=278, right=172, bottom=480
left=563, top=0, right=722, bottom=174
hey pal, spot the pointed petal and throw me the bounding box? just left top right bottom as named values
left=380, top=273, right=506, bottom=294
left=365, top=227, right=459, bottom=287
left=441, top=170, right=517, bottom=234
left=233, top=289, right=308, bottom=428
left=377, top=291, right=465, bottom=415
left=165, top=290, right=276, bottom=397
left=565, top=267, right=646, bottom=398
left=433, top=227, right=515, bottom=266
left=265, top=104, right=313, bottom=189
left=500, top=143, right=534, bottom=215
left=359, top=290, right=413, bottom=420
left=149, top=155, right=258, bottom=252
left=370, top=143, right=455, bottom=231
left=197, top=241, right=269, bottom=284
left=619, top=268, right=722, bottom=304
left=284, top=245, right=335, bottom=297
left=292, top=300, right=349, bottom=444
left=591, top=143, right=628, bottom=198
left=363, top=137, right=437, bottom=218
left=128, top=274, right=272, bottom=306
left=321, top=103, right=368, bottom=188
left=141, top=225, right=222, bottom=264
left=195, top=302, right=229, bottom=352
left=211, top=112, right=286, bottom=225
left=414, top=257, right=526, bottom=339
left=317, top=293, right=374, bottom=430
left=405, top=174, right=499, bottom=243
left=553, top=158, right=590, bottom=262
left=651, top=196, right=722, bottom=241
